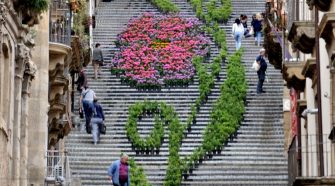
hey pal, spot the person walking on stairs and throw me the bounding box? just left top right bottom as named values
left=232, top=18, right=245, bottom=50
left=251, top=13, right=263, bottom=46
left=80, top=85, right=96, bottom=133
left=256, top=48, right=267, bottom=94
left=108, top=153, right=130, bottom=186
left=240, top=14, right=251, bottom=38
left=91, top=98, right=105, bottom=145
left=75, top=68, right=87, bottom=92
left=92, top=43, right=104, bottom=79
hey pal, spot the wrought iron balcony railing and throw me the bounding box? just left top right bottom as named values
left=49, top=0, right=72, bottom=46
left=288, top=134, right=335, bottom=185
left=45, top=150, right=72, bottom=185
left=287, top=0, right=313, bottom=31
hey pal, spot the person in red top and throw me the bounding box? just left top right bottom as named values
left=107, top=154, right=130, bottom=186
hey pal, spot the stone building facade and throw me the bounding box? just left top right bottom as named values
left=265, top=0, right=335, bottom=185
left=0, top=0, right=78, bottom=185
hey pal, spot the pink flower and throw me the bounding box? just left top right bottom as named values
left=113, top=14, right=209, bottom=86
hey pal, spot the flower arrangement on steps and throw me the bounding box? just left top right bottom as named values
left=112, top=13, right=210, bottom=89
left=125, top=50, right=245, bottom=185
left=124, top=0, right=237, bottom=185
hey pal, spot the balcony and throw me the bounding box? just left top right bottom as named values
left=306, top=0, right=331, bottom=12
left=302, top=58, right=316, bottom=80
left=49, top=0, right=72, bottom=46
left=319, top=13, right=335, bottom=46
left=282, top=60, right=306, bottom=92
left=288, top=21, right=315, bottom=54
left=289, top=134, right=335, bottom=186
left=263, top=18, right=282, bottom=70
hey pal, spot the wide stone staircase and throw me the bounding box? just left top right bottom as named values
left=65, top=0, right=288, bottom=185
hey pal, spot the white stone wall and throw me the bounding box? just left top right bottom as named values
left=27, top=11, right=50, bottom=185
left=319, top=37, right=332, bottom=176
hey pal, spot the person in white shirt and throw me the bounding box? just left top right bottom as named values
left=232, top=18, right=245, bottom=50
left=80, top=86, right=97, bottom=133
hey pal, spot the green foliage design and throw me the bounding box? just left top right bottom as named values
left=129, top=158, right=152, bottom=186
left=150, top=0, right=179, bottom=13
left=124, top=0, right=240, bottom=185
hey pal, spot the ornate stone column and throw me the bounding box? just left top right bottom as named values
left=11, top=43, right=29, bottom=186
left=20, top=60, right=36, bottom=186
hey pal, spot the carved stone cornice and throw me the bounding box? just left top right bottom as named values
left=24, top=60, right=37, bottom=77
left=49, top=42, right=72, bottom=55
left=49, top=42, right=71, bottom=74
left=319, top=13, right=335, bottom=46
left=0, top=1, right=28, bottom=41
left=48, top=119, right=64, bottom=147
left=15, top=43, right=30, bottom=77
left=22, top=60, right=37, bottom=95
left=51, top=75, right=69, bottom=88
left=0, top=2, right=8, bottom=26
left=48, top=42, right=71, bottom=147
left=282, top=61, right=306, bottom=92
left=306, top=0, right=331, bottom=12
left=263, top=23, right=282, bottom=69
left=302, top=58, right=316, bottom=79
left=288, top=21, right=315, bottom=54
left=49, top=94, right=66, bottom=116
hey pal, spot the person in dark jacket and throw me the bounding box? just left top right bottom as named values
left=256, top=48, right=267, bottom=94
left=75, top=68, right=87, bottom=92
left=251, top=13, right=263, bottom=46
left=91, top=98, right=105, bottom=145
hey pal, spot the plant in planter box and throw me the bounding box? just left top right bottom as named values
left=18, top=0, right=49, bottom=26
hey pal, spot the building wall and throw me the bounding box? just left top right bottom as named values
left=305, top=78, right=318, bottom=176
left=284, top=0, right=335, bottom=178
left=319, top=37, right=332, bottom=176
left=0, top=1, right=51, bottom=185
left=27, top=11, right=50, bottom=185
left=0, top=2, right=26, bottom=185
